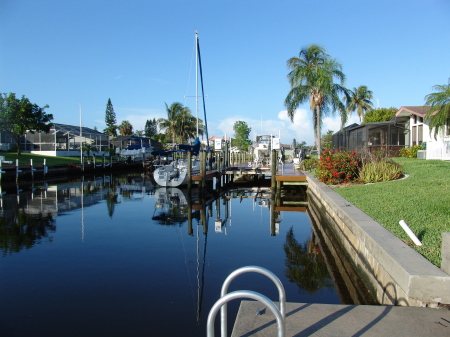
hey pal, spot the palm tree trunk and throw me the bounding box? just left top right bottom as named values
left=315, top=106, right=321, bottom=159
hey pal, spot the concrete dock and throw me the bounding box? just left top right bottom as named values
left=232, top=301, right=450, bottom=336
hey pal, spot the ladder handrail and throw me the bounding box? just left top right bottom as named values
left=207, top=290, right=284, bottom=337
left=220, top=265, right=286, bottom=337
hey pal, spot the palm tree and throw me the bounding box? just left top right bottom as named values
left=158, top=102, right=202, bottom=145
left=424, top=82, right=450, bottom=139
left=285, top=44, right=348, bottom=157
left=345, top=85, right=374, bottom=123
left=118, top=120, right=133, bottom=136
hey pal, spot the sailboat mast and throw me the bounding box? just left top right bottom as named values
left=195, top=30, right=199, bottom=138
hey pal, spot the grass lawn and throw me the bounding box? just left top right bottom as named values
left=332, top=158, right=450, bottom=267
left=0, top=152, right=116, bottom=165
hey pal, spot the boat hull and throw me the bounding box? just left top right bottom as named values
left=153, top=168, right=189, bottom=187
left=153, top=159, right=200, bottom=187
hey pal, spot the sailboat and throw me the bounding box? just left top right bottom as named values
left=153, top=31, right=209, bottom=187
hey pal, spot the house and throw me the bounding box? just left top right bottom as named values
left=0, top=131, right=15, bottom=151
left=109, top=136, right=162, bottom=151
left=393, top=106, right=450, bottom=160
left=332, top=106, right=450, bottom=160
left=22, top=123, right=110, bottom=157
left=332, top=121, right=407, bottom=156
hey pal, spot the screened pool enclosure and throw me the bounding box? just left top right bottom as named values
left=22, top=123, right=109, bottom=157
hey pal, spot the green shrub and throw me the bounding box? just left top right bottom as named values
left=399, top=145, right=423, bottom=158
left=300, top=158, right=318, bottom=171
left=316, top=148, right=360, bottom=185
left=359, top=159, right=403, bottom=183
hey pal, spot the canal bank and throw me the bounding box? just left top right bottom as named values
left=304, top=171, right=450, bottom=307
left=229, top=172, right=450, bottom=336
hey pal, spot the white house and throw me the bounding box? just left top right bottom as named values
left=394, top=106, right=450, bottom=160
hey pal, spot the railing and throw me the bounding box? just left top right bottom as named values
left=206, top=265, right=286, bottom=337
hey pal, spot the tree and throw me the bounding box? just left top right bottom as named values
left=298, top=140, right=307, bottom=147
left=134, top=130, right=144, bottom=137
left=345, top=85, right=374, bottom=123
left=152, top=133, right=166, bottom=146
left=424, top=82, right=450, bottom=139
left=232, top=121, right=252, bottom=151
left=144, top=118, right=158, bottom=138
left=0, top=93, right=53, bottom=156
left=118, top=120, right=133, bottom=136
left=285, top=44, right=348, bottom=157
left=362, top=107, right=397, bottom=123
left=321, top=130, right=334, bottom=149
left=82, top=143, right=97, bottom=156
left=157, top=102, right=204, bottom=145
left=104, top=98, right=117, bottom=137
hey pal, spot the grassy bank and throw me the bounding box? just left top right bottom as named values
left=0, top=152, right=112, bottom=165
left=333, top=158, right=450, bottom=267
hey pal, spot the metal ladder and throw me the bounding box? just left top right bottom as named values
left=206, top=265, right=286, bottom=337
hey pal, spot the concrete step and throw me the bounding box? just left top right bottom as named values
left=231, top=301, right=450, bottom=336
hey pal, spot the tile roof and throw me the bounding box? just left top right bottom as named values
left=395, top=106, right=431, bottom=117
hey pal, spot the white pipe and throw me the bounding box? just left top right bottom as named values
left=399, top=220, right=422, bottom=246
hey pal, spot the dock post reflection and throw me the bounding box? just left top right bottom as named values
left=270, top=190, right=276, bottom=236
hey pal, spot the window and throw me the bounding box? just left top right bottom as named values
left=447, top=117, right=450, bottom=136
left=412, top=126, right=417, bottom=145
left=418, top=124, right=423, bottom=144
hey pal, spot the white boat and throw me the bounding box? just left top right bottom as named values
left=153, top=157, right=200, bottom=187
left=119, top=144, right=153, bottom=161
left=248, top=134, right=274, bottom=167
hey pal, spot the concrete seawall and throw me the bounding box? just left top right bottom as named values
left=304, top=171, right=450, bottom=307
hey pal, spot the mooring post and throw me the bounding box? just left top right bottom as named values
left=271, top=149, right=277, bottom=191
left=102, top=154, right=105, bottom=169
left=16, top=159, right=22, bottom=182
left=216, top=152, right=221, bottom=189
left=208, top=151, right=212, bottom=171
left=201, top=150, right=206, bottom=189
left=187, top=151, right=192, bottom=189
left=30, top=159, right=36, bottom=181
left=224, top=142, right=228, bottom=168
left=43, top=159, right=47, bottom=178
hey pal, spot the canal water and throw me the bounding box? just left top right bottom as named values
left=0, top=173, right=370, bottom=336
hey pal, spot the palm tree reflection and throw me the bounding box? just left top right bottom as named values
left=283, top=226, right=333, bottom=294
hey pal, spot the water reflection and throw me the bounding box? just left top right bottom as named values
left=153, top=188, right=189, bottom=225
left=0, top=173, right=373, bottom=336
left=284, top=227, right=334, bottom=294
left=0, top=207, right=55, bottom=256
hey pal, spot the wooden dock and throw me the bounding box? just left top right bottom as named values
left=275, top=162, right=307, bottom=187
left=189, top=161, right=307, bottom=187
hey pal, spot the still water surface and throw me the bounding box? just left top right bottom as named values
left=1, top=173, right=341, bottom=336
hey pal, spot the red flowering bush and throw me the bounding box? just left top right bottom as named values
left=316, top=148, right=360, bottom=185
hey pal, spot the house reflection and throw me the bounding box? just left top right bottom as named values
left=0, top=174, right=154, bottom=254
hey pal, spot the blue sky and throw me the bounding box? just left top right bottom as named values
left=1, top=0, right=449, bottom=146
